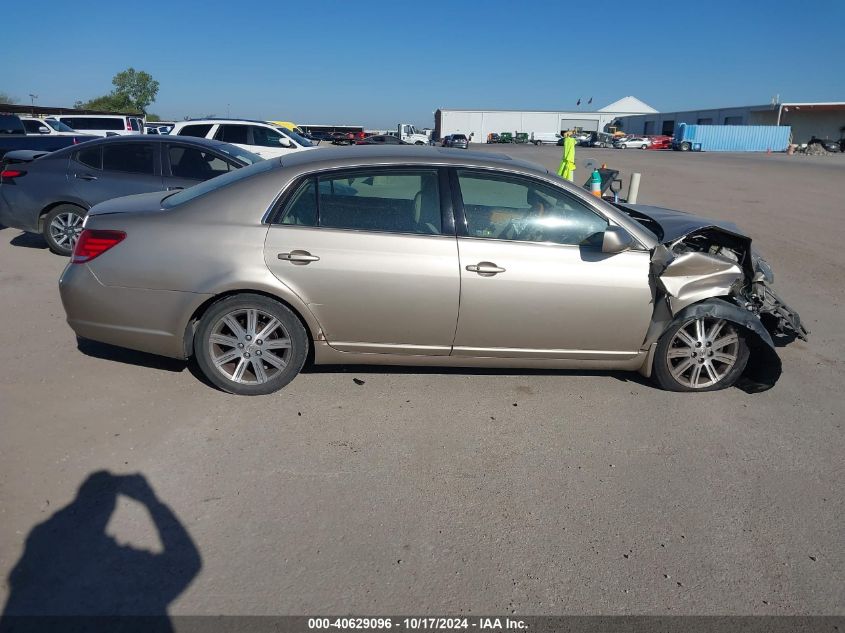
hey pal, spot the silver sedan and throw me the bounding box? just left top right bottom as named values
left=59, top=146, right=807, bottom=395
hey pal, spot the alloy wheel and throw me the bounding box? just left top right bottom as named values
left=208, top=308, right=292, bottom=385
left=49, top=212, right=84, bottom=250
left=666, top=318, right=740, bottom=389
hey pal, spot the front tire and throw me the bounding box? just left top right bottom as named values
left=653, top=315, right=749, bottom=392
left=43, top=204, right=86, bottom=256
left=195, top=294, right=308, bottom=395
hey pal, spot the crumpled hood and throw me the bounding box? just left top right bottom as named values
left=617, top=203, right=747, bottom=243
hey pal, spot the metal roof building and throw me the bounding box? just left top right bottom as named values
left=615, top=102, right=845, bottom=143
left=434, top=97, right=657, bottom=143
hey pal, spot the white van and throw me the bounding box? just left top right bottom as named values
left=169, top=119, right=315, bottom=159
left=54, top=114, right=145, bottom=137
left=531, top=132, right=562, bottom=145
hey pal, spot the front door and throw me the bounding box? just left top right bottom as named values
left=264, top=168, right=460, bottom=355
left=452, top=169, right=653, bottom=359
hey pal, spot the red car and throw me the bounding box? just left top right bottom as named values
left=647, top=135, right=672, bottom=150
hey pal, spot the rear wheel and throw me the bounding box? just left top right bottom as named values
left=195, top=294, right=308, bottom=395
left=641, top=144, right=648, bottom=149
left=43, top=204, right=86, bottom=256
left=653, top=315, right=749, bottom=392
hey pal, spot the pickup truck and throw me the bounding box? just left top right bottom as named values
left=0, top=114, right=97, bottom=158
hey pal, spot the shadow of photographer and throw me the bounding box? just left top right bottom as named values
left=2, top=471, right=201, bottom=631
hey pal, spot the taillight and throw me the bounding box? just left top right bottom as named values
left=126, top=119, right=132, bottom=130
left=71, top=229, right=126, bottom=263
left=1, top=169, right=26, bottom=180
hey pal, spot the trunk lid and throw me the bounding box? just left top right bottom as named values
left=87, top=190, right=170, bottom=217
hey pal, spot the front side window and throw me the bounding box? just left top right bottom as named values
left=250, top=125, right=286, bottom=148
left=317, top=170, right=441, bottom=234
left=178, top=124, right=213, bottom=138
left=102, top=143, right=155, bottom=175
left=45, top=118, right=75, bottom=132
left=168, top=146, right=234, bottom=180
left=22, top=120, right=45, bottom=133
left=129, top=118, right=141, bottom=131
left=457, top=170, right=607, bottom=246
left=215, top=124, right=249, bottom=145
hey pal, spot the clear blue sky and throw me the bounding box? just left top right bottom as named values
left=3, top=0, right=843, bottom=127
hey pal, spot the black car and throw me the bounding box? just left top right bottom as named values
left=0, top=136, right=261, bottom=255
left=355, top=135, right=408, bottom=145
left=305, top=130, right=334, bottom=143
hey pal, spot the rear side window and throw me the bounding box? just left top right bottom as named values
left=102, top=143, right=155, bottom=175
left=215, top=125, right=249, bottom=144
left=75, top=146, right=102, bottom=169
left=317, top=170, right=441, bottom=235
left=62, top=117, right=124, bottom=130
left=279, top=178, right=317, bottom=226
left=168, top=145, right=233, bottom=180
left=177, top=124, right=213, bottom=138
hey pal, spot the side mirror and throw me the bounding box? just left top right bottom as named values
left=601, top=226, right=634, bottom=254
left=279, top=136, right=292, bottom=147
left=39, top=126, right=51, bottom=134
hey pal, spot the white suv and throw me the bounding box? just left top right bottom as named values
left=54, top=114, right=145, bottom=137
left=170, top=119, right=315, bottom=159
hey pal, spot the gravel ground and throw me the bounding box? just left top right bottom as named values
left=0, top=145, right=842, bottom=616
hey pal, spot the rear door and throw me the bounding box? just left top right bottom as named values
left=264, top=167, right=460, bottom=355
left=69, top=142, right=163, bottom=206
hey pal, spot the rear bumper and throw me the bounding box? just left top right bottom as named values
left=0, top=189, right=40, bottom=233
left=59, top=263, right=212, bottom=359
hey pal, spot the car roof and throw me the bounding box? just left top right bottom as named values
left=277, top=145, right=549, bottom=176
left=175, top=118, right=273, bottom=126
left=45, top=134, right=235, bottom=158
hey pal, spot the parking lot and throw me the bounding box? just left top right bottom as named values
left=1, top=145, right=843, bottom=614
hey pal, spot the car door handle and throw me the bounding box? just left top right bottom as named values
left=166, top=186, right=183, bottom=191
left=466, top=261, right=506, bottom=275
left=75, top=173, right=98, bottom=181
left=278, top=250, right=320, bottom=264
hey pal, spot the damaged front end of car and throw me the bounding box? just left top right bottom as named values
left=621, top=204, right=808, bottom=392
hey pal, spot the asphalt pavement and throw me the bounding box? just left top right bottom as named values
left=0, top=145, right=842, bottom=616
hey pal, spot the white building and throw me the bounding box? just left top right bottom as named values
left=434, top=96, right=657, bottom=143
left=616, top=102, right=845, bottom=143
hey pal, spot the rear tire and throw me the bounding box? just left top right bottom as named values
left=653, top=314, right=749, bottom=392
left=42, top=204, right=86, bottom=256
left=195, top=294, right=308, bottom=395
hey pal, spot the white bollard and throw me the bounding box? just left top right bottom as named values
left=628, top=172, right=641, bottom=204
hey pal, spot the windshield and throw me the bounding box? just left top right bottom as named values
left=45, top=118, right=75, bottom=132
left=276, top=127, right=313, bottom=147
left=162, top=158, right=278, bottom=209
left=217, top=144, right=263, bottom=165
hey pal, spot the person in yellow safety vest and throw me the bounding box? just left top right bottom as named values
left=557, top=130, right=576, bottom=182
